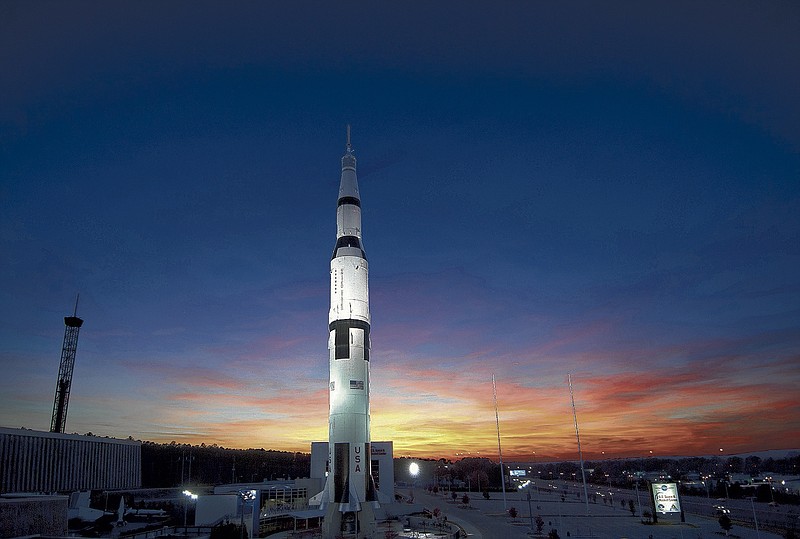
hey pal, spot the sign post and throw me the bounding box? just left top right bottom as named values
left=651, top=482, right=685, bottom=523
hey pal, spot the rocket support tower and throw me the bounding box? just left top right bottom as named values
left=320, top=128, right=378, bottom=537
left=50, top=295, right=84, bottom=434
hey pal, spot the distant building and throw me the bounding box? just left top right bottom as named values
left=0, top=427, right=141, bottom=494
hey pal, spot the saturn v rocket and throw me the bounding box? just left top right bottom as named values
left=320, top=128, right=379, bottom=537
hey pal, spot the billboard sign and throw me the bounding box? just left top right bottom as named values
left=651, top=482, right=681, bottom=514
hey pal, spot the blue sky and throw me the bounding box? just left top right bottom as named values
left=1, top=1, right=798, bottom=459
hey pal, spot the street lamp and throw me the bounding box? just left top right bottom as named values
left=238, top=489, right=256, bottom=539
left=766, top=476, right=776, bottom=504
left=182, top=490, right=197, bottom=527
left=409, top=462, right=419, bottom=501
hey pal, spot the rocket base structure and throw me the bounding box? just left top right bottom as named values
left=310, top=129, right=380, bottom=538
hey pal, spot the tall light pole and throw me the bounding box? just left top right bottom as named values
left=492, top=374, right=508, bottom=511
left=766, top=476, right=775, bottom=504
left=750, top=497, right=761, bottom=539
left=238, top=490, right=256, bottom=539
left=409, top=462, right=419, bottom=502
left=182, top=490, right=197, bottom=528
left=568, top=374, right=590, bottom=516
left=526, top=489, right=534, bottom=534
left=634, top=452, right=649, bottom=519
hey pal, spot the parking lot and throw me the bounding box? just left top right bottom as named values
left=407, top=481, right=788, bottom=539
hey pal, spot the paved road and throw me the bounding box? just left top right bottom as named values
left=410, top=486, right=786, bottom=539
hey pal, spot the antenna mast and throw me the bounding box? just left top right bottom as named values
left=50, top=295, right=84, bottom=433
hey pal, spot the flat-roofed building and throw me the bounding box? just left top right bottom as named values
left=0, top=427, right=141, bottom=494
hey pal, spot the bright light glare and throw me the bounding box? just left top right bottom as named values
left=409, top=462, right=419, bottom=476
left=182, top=490, right=198, bottom=500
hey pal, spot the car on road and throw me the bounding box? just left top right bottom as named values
left=713, top=504, right=731, bottom=515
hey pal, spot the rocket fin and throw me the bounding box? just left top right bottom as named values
left=309, top=476, right=331, bottom=508
left=337, top=481, right=362, bottom=513
left=374, top=486, right=392, bottom=506
left=117, top=496, right=125, bottom=525
left=367, top=473, right=381, bottom=508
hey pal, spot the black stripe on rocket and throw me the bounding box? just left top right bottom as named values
left=364, top=443, right=377, bottom=502
left=334, top=442, right=349, bottom=503
left=338, top=196, right=361, bottom=208
left=330, top=319, right=370, bottom=360
left=331, top=235, right=367, bottom=260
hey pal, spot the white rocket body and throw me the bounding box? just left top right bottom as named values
left=320, top=133, right=378, bottom=537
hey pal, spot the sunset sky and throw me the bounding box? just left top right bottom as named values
left=1, top=1, right=798, bottom=461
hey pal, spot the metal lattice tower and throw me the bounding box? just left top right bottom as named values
left=50, top=295, right=84, bottom=433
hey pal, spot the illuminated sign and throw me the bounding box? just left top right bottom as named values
left=651, top=482, right=681, bottom=514
left=509, top=469, right=526, bottom=477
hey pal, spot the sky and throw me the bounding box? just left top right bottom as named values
left=1, top=1, right=798, bottom=462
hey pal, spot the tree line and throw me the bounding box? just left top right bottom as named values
left=141, top=441, right=310, bottom=487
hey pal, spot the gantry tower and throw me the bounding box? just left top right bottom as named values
left=50, top=295, right=84, bottom=433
